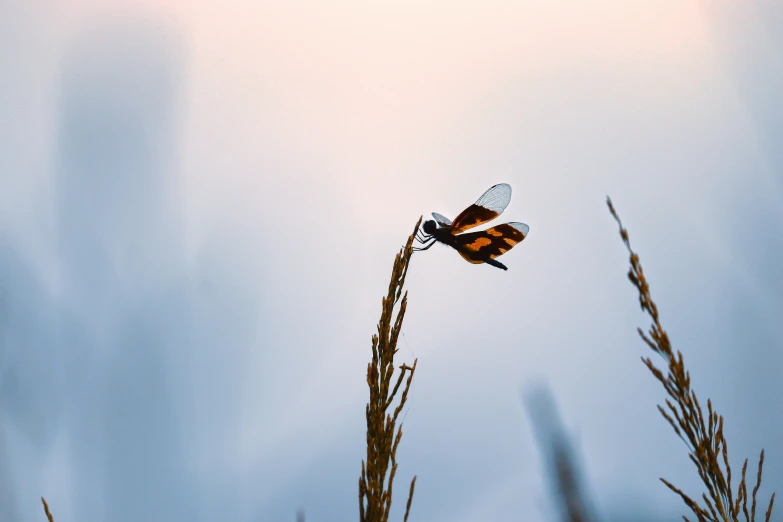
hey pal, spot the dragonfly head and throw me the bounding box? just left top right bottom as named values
left=422, top=220, right=438, bottom=234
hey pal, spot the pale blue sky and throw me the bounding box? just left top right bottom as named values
left=0, top=2, right=781, bottom=521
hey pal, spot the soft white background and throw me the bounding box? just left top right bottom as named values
left=1, top=1, right=781, bottom=521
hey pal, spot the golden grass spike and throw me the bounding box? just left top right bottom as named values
left=403, top=476, right=416, bottom=522
left=606, top=197, right=775, bottom=522
left=41, top=497, right=54, bottom=522
left=764, top=492, right=776, bottom=522
left=359, top=218, right=421, bottom=522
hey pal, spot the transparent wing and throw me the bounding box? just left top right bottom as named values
left=432, top=212, right=452, bottom=226
left=450, top=183, right=513, bottom=234
left=475, top=183, right=512, bottom=213
left=502, top=222, right=529, bottom=241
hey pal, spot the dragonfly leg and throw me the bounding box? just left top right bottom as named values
left=415, top=232, right=431, bottom=244
left=412, top=238, right=437, bottom=252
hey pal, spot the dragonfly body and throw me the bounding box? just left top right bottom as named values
left=414, top=183, right=529, bottom=271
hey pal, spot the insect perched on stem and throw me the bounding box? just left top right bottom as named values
left=414, top=183, right=529, bottom=271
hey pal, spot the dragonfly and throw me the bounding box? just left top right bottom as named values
left=414, top=183, right=529, bottom=271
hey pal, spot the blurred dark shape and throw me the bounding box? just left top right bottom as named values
left=56, top=8, right=185, bottom=312
left=525, top=385, right=599, bottom=522
left=0, top=177, right=60, bottom=522
left=52, top=8, right=193, bottom=522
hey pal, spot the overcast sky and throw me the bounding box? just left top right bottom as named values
left=1, top=1, right=781, bottom=521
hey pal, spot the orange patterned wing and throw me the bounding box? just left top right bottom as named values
left=457, top=250, right=484, bottom=264
left=454, top=222, right=530, bottom=262
left=449, top=183, right=512, bottom=234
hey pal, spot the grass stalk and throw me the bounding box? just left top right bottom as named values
left=359, top=218, right=421, bottom=522
left=607, top=197, right=775, bottom=522
left=41, top=497, right=54, bottom=522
